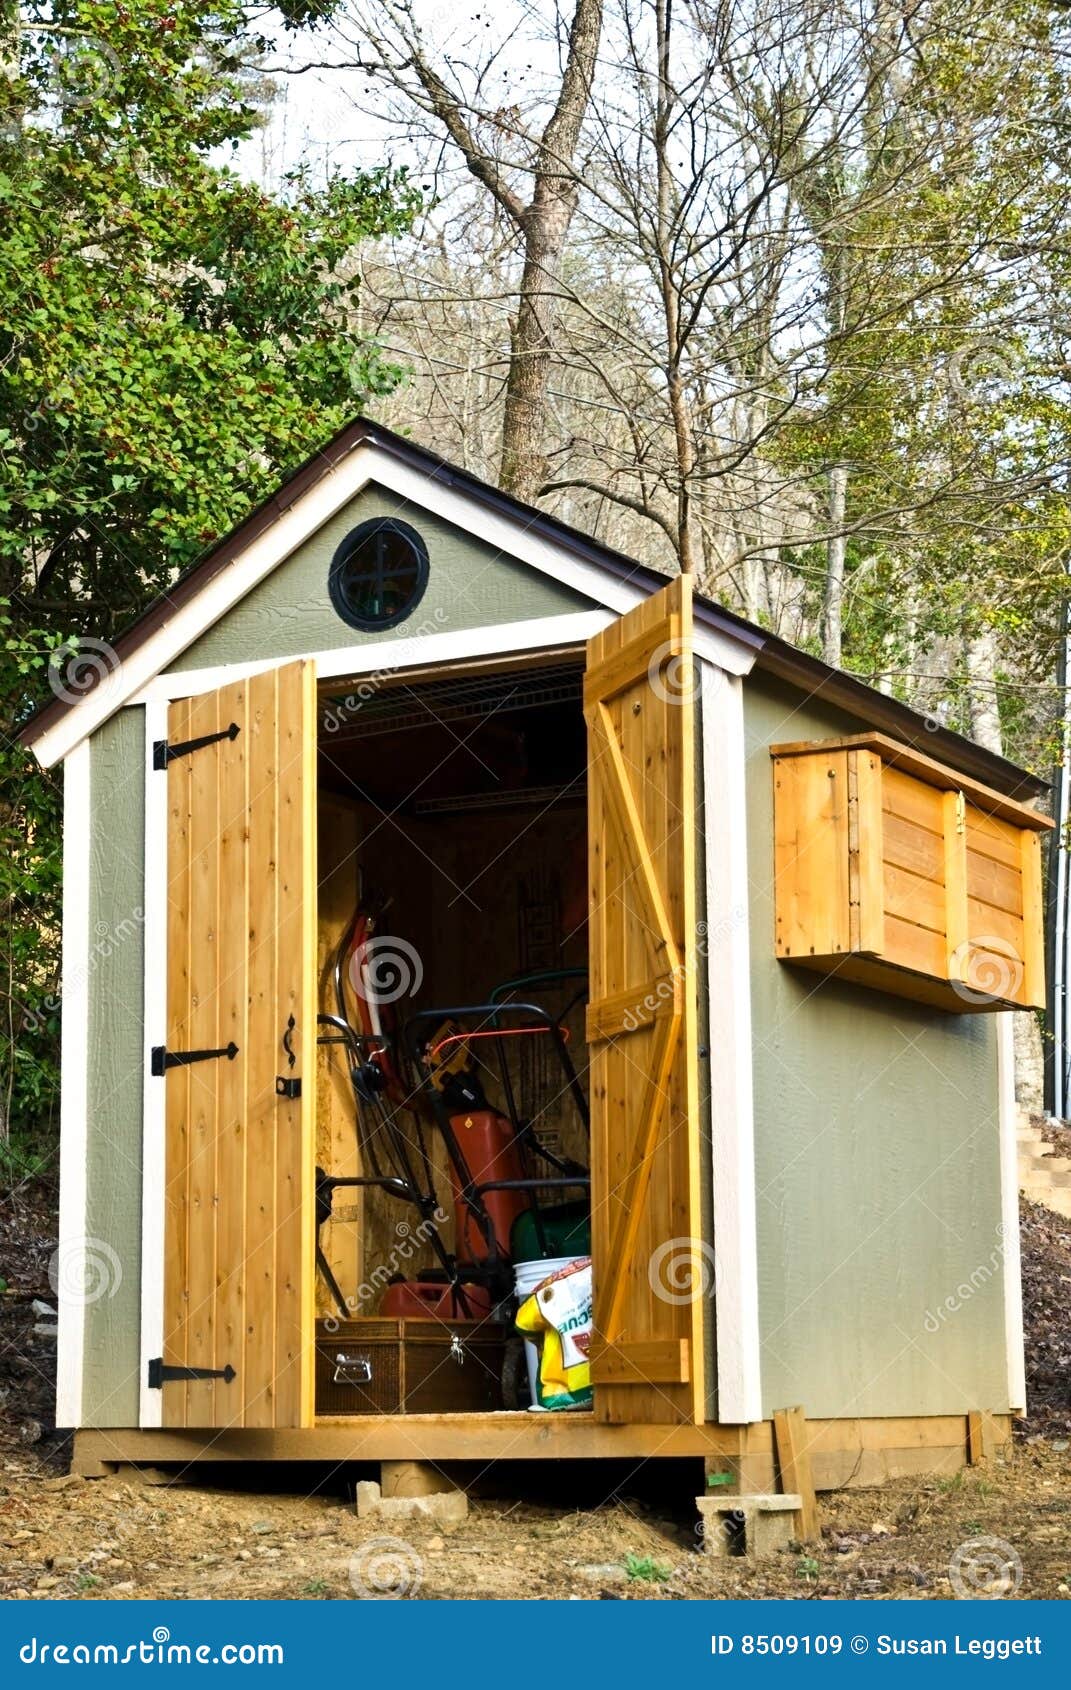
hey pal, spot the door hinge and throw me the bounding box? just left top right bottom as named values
left=153, top=721, right=240, bottom=770
left=147, top=1359, right=236, bottom=1389
left=151, top=1042, right=238, bottom=1077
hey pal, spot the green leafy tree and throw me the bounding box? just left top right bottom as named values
left=0, top=0, right=419, bottom=1157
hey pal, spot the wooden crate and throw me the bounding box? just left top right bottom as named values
left=771, top=733, right=1051, bottom=1011
left=314, top=1318, right=508, bottom=1417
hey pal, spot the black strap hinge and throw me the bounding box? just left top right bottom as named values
left=151, top=1042, right=238, bottom=1077
left=147, top=1359, right=236, bottom=1389
left=153, top=721, right=240, bottom=770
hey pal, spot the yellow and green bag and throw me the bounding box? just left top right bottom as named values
left=515, top=1257, right=593, bottom=1410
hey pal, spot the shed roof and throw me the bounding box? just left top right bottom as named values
left=18, top=416, right=1047, bottom=801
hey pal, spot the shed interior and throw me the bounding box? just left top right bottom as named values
left=312, top=658, right=593, bottom=1416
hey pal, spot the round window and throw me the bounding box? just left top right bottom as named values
left=328, top=518, right=430, bottom=631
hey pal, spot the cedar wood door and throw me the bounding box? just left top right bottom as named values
left=585, top=576, right=707, bottom=1424
left=161, top=660, right=317, bottom=1428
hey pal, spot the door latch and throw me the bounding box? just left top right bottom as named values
left=276, top=1014, right=301, bottom=1099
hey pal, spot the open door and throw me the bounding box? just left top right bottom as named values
left=159, top=660, right=317, bottom=1429
left=585, top=576, right=706, bottom=1424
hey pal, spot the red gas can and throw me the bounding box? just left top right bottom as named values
left=449, top=1110, right=529, bottom=1262
left=380, top=1280, right=494, bottom=1321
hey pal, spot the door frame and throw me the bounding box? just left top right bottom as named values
left=135, top=621, right=762, bottom=1430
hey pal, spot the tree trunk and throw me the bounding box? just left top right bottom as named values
left=498, top=0, right=603, bottom=501
left=500, top=200, right=574, bottom=501
left=965, top=627, right=1004, bottom=754
left=822, top=464, right=848, bottom=666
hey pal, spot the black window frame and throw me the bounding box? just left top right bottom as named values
left=327, top=517, right=430, bottom=632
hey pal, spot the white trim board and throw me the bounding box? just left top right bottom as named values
left=137, top=700, right=169, bottom=1429
left=31, top=437, right=758, bottom=768
left=55, top=740, right=91, bottom=1428
left=700, top=662, right=762, bottom=1423
left=132, top=610, right=614, bottom=705
left=997, top=1013, right=1026, bottom=1414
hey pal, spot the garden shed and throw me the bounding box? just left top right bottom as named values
left=21, top=418, right=1051, bottom=1490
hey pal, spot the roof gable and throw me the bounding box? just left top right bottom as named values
left=19, top=417, right=1047, bottom=804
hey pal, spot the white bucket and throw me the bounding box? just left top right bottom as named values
left=514, top=1256, right=580, bottom=1410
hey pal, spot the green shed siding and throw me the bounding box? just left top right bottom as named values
left=744, top=674, right=1008, bottom=1420
left=173, top=482, right=592, bottom=673
left=83, top=707, right=146, bottom=1427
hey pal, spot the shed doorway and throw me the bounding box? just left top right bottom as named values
left=313, top=657, right=592, bottom=1419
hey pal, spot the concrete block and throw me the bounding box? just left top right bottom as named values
left=354, top=1479, right=468, bottom=1524
left=697, top=1493, right=802, bottom=1559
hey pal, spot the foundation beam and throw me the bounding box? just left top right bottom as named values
left=70, top=1411, right=1013, bottom=1488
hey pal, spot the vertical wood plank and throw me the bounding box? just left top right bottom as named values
left=772, top=1405, right=820, bottom=1541
left=848, top=749, right=884, bottom=954
left=1019, top=830, right=1045, bottom=1012
left=214, top=681, right=249, bottom=1426
left=184, top=688, right=222, bottom=1427
left=244, top=667, right=281, bottom=1428
left=943, top=788, right=969, bottom=987
left=774, top=752, right=851, bottom=958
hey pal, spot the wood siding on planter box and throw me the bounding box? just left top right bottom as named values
left=772, top=732, right=1050, bottom=1011
left=585, top=576, right=706, bottom=1425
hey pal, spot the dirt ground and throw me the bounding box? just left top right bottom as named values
left=1, top=1184, right=1069, bottom=1602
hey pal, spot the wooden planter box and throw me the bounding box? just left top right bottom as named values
left=772, top=733, right=1052, bottom=1012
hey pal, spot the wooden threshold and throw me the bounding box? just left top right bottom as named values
left=71, top=1412, right=1013, bottom=1489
